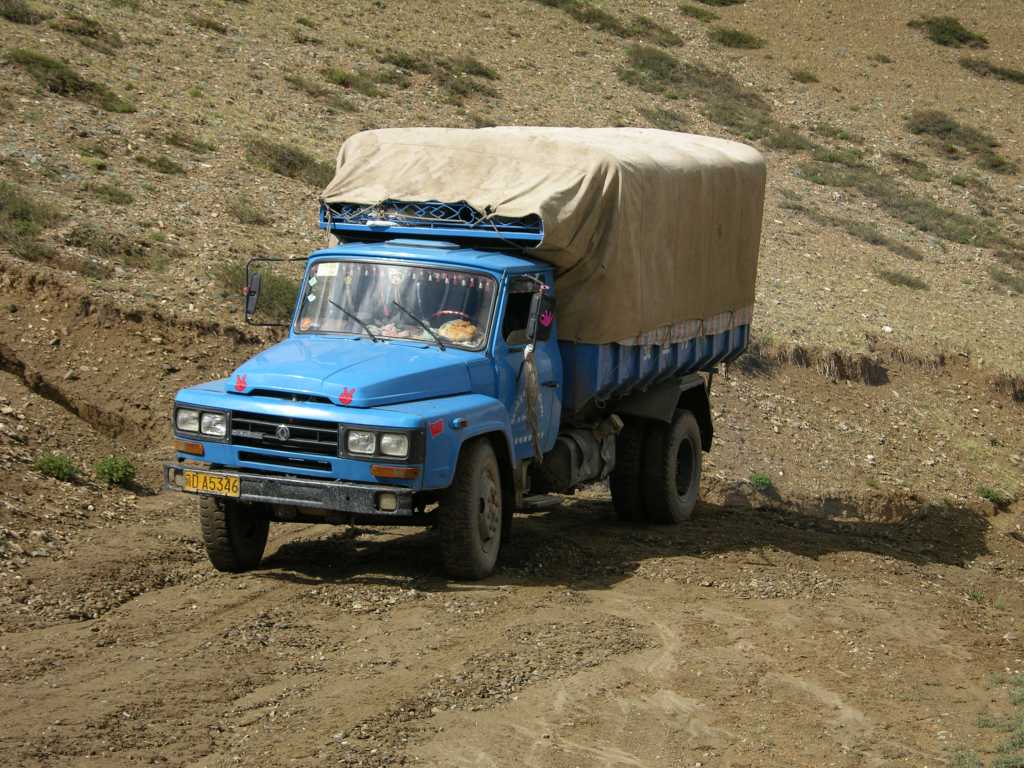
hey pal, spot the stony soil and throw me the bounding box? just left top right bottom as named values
left=2, top=1, right=1024, bottom=766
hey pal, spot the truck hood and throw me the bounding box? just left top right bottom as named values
left=228, top=336, right=474, bottom=408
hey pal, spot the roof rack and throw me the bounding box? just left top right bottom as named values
left=319, top=199, right=543, bottom=246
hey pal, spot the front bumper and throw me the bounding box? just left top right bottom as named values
left=163, top=464, right=415, bottom=517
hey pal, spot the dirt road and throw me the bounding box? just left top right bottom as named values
left=3, top=481, right=1023, bottom=767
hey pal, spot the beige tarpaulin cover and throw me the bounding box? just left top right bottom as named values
left=322, top=127, right=765, bottom=345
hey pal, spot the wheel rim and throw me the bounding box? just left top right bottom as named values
left=477, top=467, right=501, bottom=553
left=675, top=438, right=696, bottom=498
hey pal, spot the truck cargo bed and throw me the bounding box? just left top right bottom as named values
left=559, top=322, right=749, bottom=415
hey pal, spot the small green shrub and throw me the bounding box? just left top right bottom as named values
left=790, top=68, right=818, bottom=83
left=166, top=130, right=216, bottom=154
left=710, top=27, right=765, bottom=49
left=887, top=152, right=933, bottom=181
left=978, top=486, right=1013, bottom=508
left=87, top=182, right=133, bottom=205
left=640, top=106, right=688, bottom=131
left=680, top=4, right=718, bottom=22
left=0, top=0, right=45, bottom=24
left=0, top=181, right=56, bottom=259
left=628, top=15, right=683, bottom=47
left=189, top=13, right=227, bottom=34
left=696, top=0, right=744, bottom=5
left=136, top=155, right=185, bottom=174
left=878, top=269, right=928, bottom=290
left=245, top=139, right=333, bottom=188
left=95, top=455, right=136, bottom=487
left=377, top=51, right=499, bottom=104
left=960, top=57, right=1024, bottom=84
left=749, top=473, right=773, bottom=491
left=812, top=146, right=865, bottom=167
left=908, top=16, right=988, bottom=49
left=951, top=173, right=992, bottom=192
left=291, top=29, right=321, bottom=45
left=535, top=0, right=629, bottom=36
left=34, top=452, right=79, bottom=481
left=296, top=15, right=316, bottom=28
left=907, top=110, right=1016, bottom=173
left=52, top=12, right=123, bottom=54
left=187, top=85, right=204, bottom=98
left=6, top=48, right=134, bottom=112
left=64, top=224, right=170, bottom=270
left=228, top=195, right=271, bottom=225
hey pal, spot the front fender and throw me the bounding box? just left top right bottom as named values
left=384, top=394, right=514, bottom=490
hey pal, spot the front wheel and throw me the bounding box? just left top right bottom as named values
left=438, top=439, right=503, bottom=580
left=642, top=409, right=703, bottom=524
left=198, top=496, right=269, bottom=572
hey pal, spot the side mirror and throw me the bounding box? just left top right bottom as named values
left=244, top=270, right=262, bottom=321
left=527, top=291, right=556, bottom=342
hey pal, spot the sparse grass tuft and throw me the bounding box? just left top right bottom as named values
left=0, top=0, right=45, bottom=24
left=34, top=452, right=79, bottom=481
left=812, top=146, right=864, bottom=167
left=878, top=269, right=928, bottom=290
left=296, top=15, right=316, bottom=28
left=749, top=473, right=773, bottom=491
left=86, top=182, right=133, bottom=205
left=215, top=260, right=299, bottom=321
left=709, top=26, right=765, bottom=49
left=619, top=43, right=777, bottom=139
left=291, top=29, right=321, bottom=45
left=696, top=0, right=744, bottom=5
left=782, top=196, right=925, bottom=261
left=811, top=122, right=863, bottom=143
left=679, top=4, right=717, bottom=22
left=376, top=51, right=499, bottom=104
left=245, top=139, right=333, bottom=188
left=52, top=12, right=123, bottom=54
left=323, top=67, right=382, bottom=97
left=960, top=57, right=1024, bottom=84
left=284, top=73, right=329, bottom=98
left=908, top=16, right=988, bottom=49
left=907, top=110, right=1017, bottom=174
left=790, top=68, right=818, bottom=83
left=868, top=53, right=893, bottom=64
left=628, top=15, right=683, bottom=47
left=95, top=455, right=136, bottom=487
left=640, top=106, right=688, bottom=131
left=765, top=127, right=813, bottom=151
left=228, top=195, right=271, bottom=225
left=0, top=180, right=56, bottom=260
left=978, top=486, right=1013, bottom=509
left=797, top=160, right=1006, bottom=247
left=6, top=48, right=135, bottom=112
left=65, top=224, right=170, bottom=270
left=535, top=1, right=682, bottom=45
left=990, top=267, right=1024, bottom=294
left=887, top=152, right=933, bottom=181
left=189, top=13, right=227, bottom=35
left=136, top=154, right=185, bottom=175
left=166, top=130, right=216, bottom=154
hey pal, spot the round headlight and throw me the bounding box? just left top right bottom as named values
left=379, top=433, right=409, bottom=458
left=347, top=430, right=376, bottom=455
left=200, top=412, right=227, bottom=437
left=176, top=408, right=200, bottom=432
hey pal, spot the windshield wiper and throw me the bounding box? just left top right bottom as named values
left=327, top=298, right=379, bottom=342
left=391, top=300, right=447, bottom=351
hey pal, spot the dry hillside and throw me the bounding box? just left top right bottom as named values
left=2, top=1, right=1024, bottom=767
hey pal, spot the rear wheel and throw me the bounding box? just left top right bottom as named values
left=642, top=409, right=703, bottom=524
left=610, top=418, right=647, bottom=522
left=199, top=496, right=269, bottom=572
left=438, top=439, right=503, bottom=580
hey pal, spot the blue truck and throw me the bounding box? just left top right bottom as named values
left=165, top=128, right=765, bottom=579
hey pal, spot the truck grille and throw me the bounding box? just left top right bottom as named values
left=230, top=411, right=339, bottom=457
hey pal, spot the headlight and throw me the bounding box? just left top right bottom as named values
left=379, top=433, right=409, bottom=458
left=347, top=430, right=376, bottom=455
left=200, top=412, right=227, bottom=437
left=176, top=408, right=200, bottom=432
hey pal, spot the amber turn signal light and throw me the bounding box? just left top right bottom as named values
left=174, top=440, right=205, bottom=456
left=371, top=465, right=420, bottom=479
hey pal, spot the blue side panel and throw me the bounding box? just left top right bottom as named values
left=559, top=323, right=750, bottom=416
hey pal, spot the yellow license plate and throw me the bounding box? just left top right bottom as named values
left=183, top=471, right=240, bottom=498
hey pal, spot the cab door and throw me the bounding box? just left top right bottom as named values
left=494, top=274, right=562, bottom=462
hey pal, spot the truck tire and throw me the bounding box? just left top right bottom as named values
left=199, top=496, right=269, bottom=572
left=438, top=439, right=503, bottom=580
left=610, top=418, right=646, bottom=522
left=642, top=409, right=702, bottom=524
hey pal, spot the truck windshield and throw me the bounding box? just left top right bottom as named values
left=295, top=260, right=496, bottom=350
